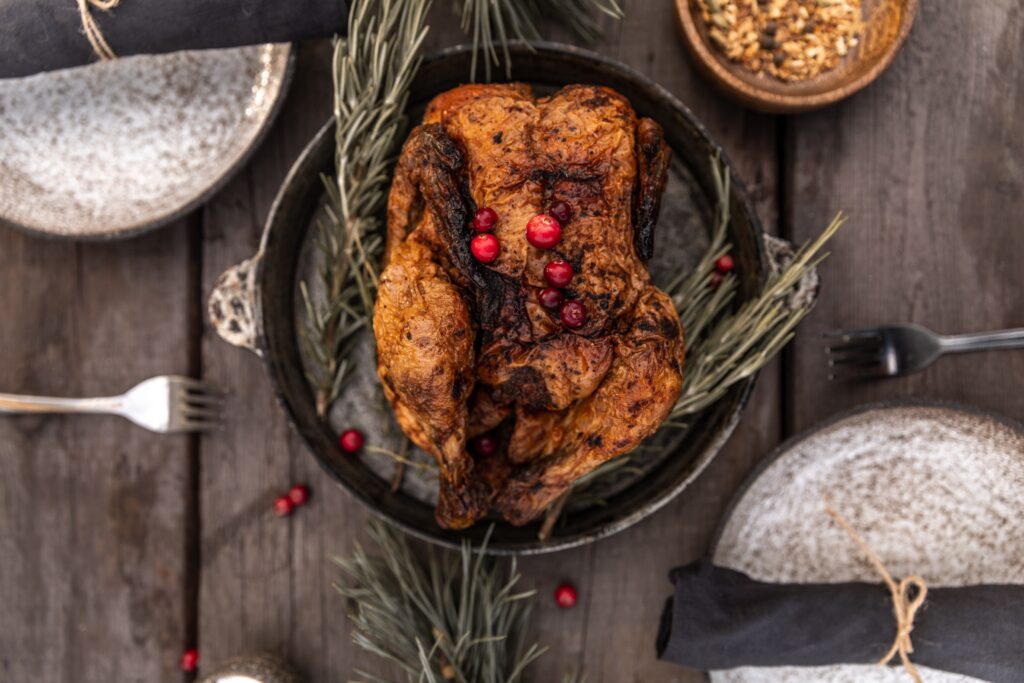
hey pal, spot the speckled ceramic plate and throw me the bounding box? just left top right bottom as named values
left=710, top=402, right=1024, bottom=683
left=0, top=44, right=293, bottom=239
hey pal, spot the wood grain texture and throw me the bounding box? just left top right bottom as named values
left=0, top=226, right=195, bottom=682
left=197, top=37, right=380, bottom=679
left=4, top=0, right=1020, bottom=679
left=787, top=0, right=1024, bottom=432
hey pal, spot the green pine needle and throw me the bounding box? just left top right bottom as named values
left=458, top=0, right=624, bottom=81
left=301, top=0, right=430, bottom=416
left=335, top=521, right=545, bottom=682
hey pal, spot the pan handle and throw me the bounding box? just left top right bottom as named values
left=762, top=232, right=821, bottom=309
left=208, top=252, right=264, bottom=356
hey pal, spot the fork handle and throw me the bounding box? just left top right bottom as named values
left=940, top=328, right=1024, bottom=353
left=0, top=393, right=124, bottom=415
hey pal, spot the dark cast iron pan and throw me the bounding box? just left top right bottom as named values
left=208, top=42, right=781, bottom=555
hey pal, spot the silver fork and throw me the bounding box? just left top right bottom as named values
left=0, top=375, right=223, bottom=433
left=825, top=324, right=1024, bottom=379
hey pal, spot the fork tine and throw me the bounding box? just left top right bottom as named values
left=827, top=353, right=881, bottom=367
left=823, top=328, right=883, bottom=339
left=173, top=376, right=227, bottom=396
left=828, top=360, right=888, bottom=380
left=187, top=385, right=228, bottom=399
left=826, top=339, right=882, bottom=355
left=180, top=419, right=220, bottom=433
left=184, top=393, right=225, bottom=407
left=181, top=406, right=222, bottom=421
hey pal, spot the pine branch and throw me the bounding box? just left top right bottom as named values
left=301, top=0, right=431, bottom=417
left=667, top=155, right=845, bottom=417
left=458, top=0, right=624, bottom=81
left=335, top=521, right=545, bottom=682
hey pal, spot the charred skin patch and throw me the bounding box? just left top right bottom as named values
left=404, top=124, right=530, bottom=341
left=633, top=118, right=670, bottom=261
left=491, top=366, right=554, bottom=411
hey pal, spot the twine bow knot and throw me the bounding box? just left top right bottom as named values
left=825, top=504, right=929, bottom=683
left=76, top=0, right=122, bottom=61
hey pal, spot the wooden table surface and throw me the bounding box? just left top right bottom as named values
left=2, top=1, right=1022, bottom=681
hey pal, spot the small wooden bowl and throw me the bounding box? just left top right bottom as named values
left=676, top=0, right=918, bottom=113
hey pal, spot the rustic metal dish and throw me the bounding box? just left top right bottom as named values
left=709, top=401, right=1024, bottom=682
left=210, top=43, right=783, bottom=554
left=676, top=0, right=918, bottom=113
left=0, top=44, right=293, bottom=240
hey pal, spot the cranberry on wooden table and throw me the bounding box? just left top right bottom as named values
left=273, top=495, right=295, bottom=518
left=288, top=484, right=311, bottom=506
left=554, top=583, right=577, bottom=608
left=471, top=233, right=501, bottom=263
left=180, top=648, right=199, bottom=672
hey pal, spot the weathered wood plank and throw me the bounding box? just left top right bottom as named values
left=0, top=225, right=195, bottom=682
left=197, top=37, right=409, bottom=679
left=787, top=0, right=1024, bottom=432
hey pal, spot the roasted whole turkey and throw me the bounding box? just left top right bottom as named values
left=373, top=83, right=685, bottom=529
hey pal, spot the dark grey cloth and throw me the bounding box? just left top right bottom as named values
left=0, top=0, right=348, bottom=79
left=658, top=560, right=1024, bottom=683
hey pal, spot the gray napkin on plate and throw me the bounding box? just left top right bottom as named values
left=658, top=560, right=1024, bottom=683
left=0, top=0, right=348, bottom=79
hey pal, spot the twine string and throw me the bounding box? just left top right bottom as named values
left=77, top=0, right=121, bottom=61
left=824, top=503, right=929, bottom=683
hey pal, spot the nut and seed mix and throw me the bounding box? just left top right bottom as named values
left=700, top=0, right=865, bottom=82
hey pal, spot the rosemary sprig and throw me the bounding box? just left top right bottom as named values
left=458, top=0, right=624, bottom=81
left=335, top=520, right=545, bottom=682
left=666, top=155, right=846, bottom=417
left=301, top=0, right=429, bottom=417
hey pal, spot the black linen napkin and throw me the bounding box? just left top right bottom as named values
left=0, top=0, right=348, bottom=79
left=658, top=560, right=1024, bottom=683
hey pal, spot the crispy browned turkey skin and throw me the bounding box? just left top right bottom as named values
left=373, top=84, right=685, bottom=529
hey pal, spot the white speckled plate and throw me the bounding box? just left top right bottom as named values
left=711, top=403, right=1024, bottom=683
left=0, top=44, right=292, bottom=239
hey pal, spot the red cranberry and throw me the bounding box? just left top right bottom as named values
left=474, top=434, right=498, bottom=456
left=273, top=495, right=295, bottom=517
left=708, top=272, right=724, bottom=290
left=538, top=287, right=565, bottom=309
left=473, top=207, right=498, bottom=232
left=339, top=428, right=364, bottom=453
left=554, top=583, right=577, bottom=608
left=715, top=254, right=735, bottom=274
left=560, top=300, right=588, bottom=328
left=526, top=214, right=562, bottom=249
left=288, top=484, right=311, bottom=506
left=544, top=259, right=574, bottom=288
left=471, top=233, right=501, bottom=263
left=180, top=648, right=199, bottom=672
left=548, top=201, right=573, bottom=225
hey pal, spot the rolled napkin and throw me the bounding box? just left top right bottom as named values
left=0, top=0, right=348, bottom=79
left=658, top=560, right=1024, bottom=683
